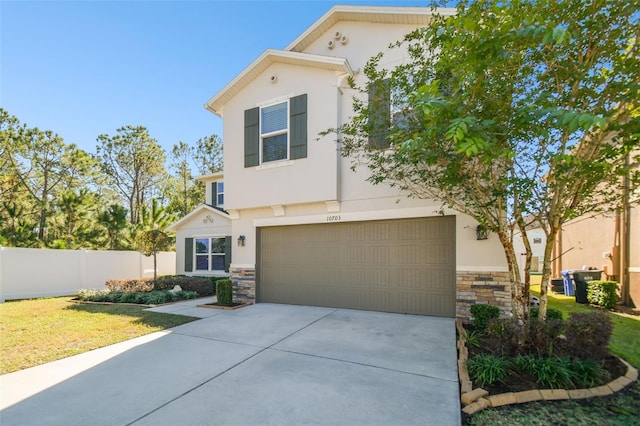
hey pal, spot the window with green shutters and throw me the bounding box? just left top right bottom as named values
left=244, top=94, right=307, bottom=167
left=184, top=236, right=231, bottom=273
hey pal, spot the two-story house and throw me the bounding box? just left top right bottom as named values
left=174, top=5, right=510, bottom=320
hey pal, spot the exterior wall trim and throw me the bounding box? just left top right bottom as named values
left=253, top=205, right=452, bottom=227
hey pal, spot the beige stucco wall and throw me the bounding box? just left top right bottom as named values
left=220, top=18, right=506, bottom=274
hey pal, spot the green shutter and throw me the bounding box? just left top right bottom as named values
left=244, top=107, right=259, bottom=167
left=212, top=182, right=218, bottom=207
left=368, top=79, right=391, bottom=149
left=184, top=238, right=193, bottom=272
left=224, top=236, right=232, bottom=273
left=289, top=94, right=307, bottom=159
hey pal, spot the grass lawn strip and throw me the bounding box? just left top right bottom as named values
left=0, top=297, right=198, bottom=375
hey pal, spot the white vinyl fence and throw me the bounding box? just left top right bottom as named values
left=0, top=247, right=176, bottom=302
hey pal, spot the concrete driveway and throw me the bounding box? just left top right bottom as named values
left=0, top=302, right=460, bottom=425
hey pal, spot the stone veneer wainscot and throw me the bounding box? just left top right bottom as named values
left=456, top=271, right=512, bottom=321
left=230, top=267, right=255, bottom=303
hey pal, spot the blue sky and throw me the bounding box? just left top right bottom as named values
left=1, top=0, right=440, bottom=156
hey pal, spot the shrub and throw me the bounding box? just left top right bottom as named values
left=571, top=358, right=609, bottom=388
left=530, top=307, right=563, bottom=320
left=526, top=317, right=564, bottom=357
left=532, top=356, right=576, bottom=389
left=468, top=354, right=511, bottom=386
left=76, top=289, right=197, bottom=305
left=587, top=280, right=619, bottom=309
left=216, top=279, right=233, bottom=307
left=153, top=275, right=215, bottom=296
left=562, top=311, right=613, bottom=361
left=470, top=304, right=501, bottom=332
left=105, top=278, right=154, bottom=293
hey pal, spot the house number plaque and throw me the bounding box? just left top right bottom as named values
left=326, top=215, right=342, bottom=222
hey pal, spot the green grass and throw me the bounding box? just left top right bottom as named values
left=0, top=297, right=198, bottom=375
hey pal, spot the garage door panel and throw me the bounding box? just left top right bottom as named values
left=257, top=217, right=455, bottom=317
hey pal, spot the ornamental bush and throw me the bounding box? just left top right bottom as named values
left=587, top=280, right=619, bottom=309
left=216, top=279, right=233, bottom=307
left=530, top=307, right=563, bottom=320
left=105, top=278, right=154, bottom=293
left=562, top=311, right=613, bottom=361
left=154, top=275, right=216, bottom=296
left=470, top=304, right=501, bottom=332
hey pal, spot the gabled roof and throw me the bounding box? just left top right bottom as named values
left=205, top=50, right=353, bottom=116
left=166, top=204, right=230, bottom=232
left=285, top=5, right=455, bottom=53
left=194, top=172, right=223, bottom=182
left=205, top=5, right=457, bottom=117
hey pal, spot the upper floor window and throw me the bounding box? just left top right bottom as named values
left=261, top=101, right=289, bottom=162
left=244, top=94, right=307, bottom=167
left=210, top=181, right=224, bottom=208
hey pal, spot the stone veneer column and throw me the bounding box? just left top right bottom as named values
left=456, top=271, right=512, bottom=321
left=230, top=266, right=255, bottom=303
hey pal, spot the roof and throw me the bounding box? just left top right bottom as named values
left=166, top=204, right=230, bottom=232
left=204, top=5, right=455, bottom=117
left=194, top=172, right=224, bottom=182
left=205, top=50, right=353, bottom=116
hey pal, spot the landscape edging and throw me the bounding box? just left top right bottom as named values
left=455, top=320, right=639, bottom=415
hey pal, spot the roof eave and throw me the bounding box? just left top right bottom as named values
left=205, top=49, right=353, bottom=116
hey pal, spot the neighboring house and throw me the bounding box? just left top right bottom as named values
left=173, top=5, right=510, bottom=319
left=512, top=228, right=547, bottom=275
left=551, top=206, right=639, bottom=308
left=167, top=173, right=232, bottom=276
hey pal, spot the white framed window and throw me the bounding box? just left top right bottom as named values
left=194, top=237, right=226, bottom=272
left=260, top=100, right=289, bottom=163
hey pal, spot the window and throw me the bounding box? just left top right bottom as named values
left=195, top=237, right=226, bottom=271
left=212, top=181, right=224, bottom=207
left=261, top=101, right=289, bottom=163
left=244, top=94, right=307, bottom=167
left=368, top=79, right=391, bottom=149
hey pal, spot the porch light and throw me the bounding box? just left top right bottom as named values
left=476, top=225, right=488, bottom=240
left=237, top=235, right=246, bottom=247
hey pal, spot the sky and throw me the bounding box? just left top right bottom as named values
left=1, top=0, right=444, bottom=157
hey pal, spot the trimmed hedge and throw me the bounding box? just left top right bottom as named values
left=587, top=280, right=619, bottom=309
left=530, top=307, right=563, bottom=320
left=154, top=276, right=216, bottom=296
left=105, top=278, right=154, bottom=293
left=76, top=289, right=198, bottom=305
left=216, top=279, right=233, bottom=307
left=470, top=304, right=501, bottom=332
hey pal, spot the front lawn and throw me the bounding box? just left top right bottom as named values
left=0, top=297, right=197, bottom=375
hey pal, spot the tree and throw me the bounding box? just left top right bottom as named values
left=335, top=0, right=639, bottom=320
left=96, top=125, right=166, bottom=225
left=193, top=134, right=223, bottom=175
left=163, top=141, right=204, bottom=217
left=97, top=204, right=130, bottom=250
left=135, top=229, right=172, bottom=281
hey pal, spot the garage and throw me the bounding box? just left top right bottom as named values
left=256, top=216, right=456, bottom=317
